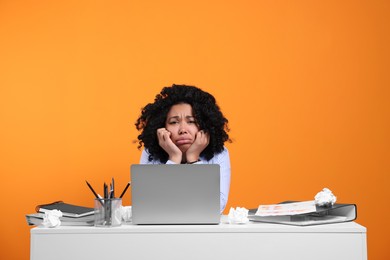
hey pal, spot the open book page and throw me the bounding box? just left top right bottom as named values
left=255, top=200, right=316, bottom=216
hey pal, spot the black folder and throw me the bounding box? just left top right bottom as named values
left=248, top=201, right=357, bottom=226
left=36, top=201, right=94, bottom=218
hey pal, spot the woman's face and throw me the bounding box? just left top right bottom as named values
left=165, top=103, right=200, bottom=153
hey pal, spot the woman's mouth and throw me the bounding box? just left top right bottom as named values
left=176, top=139, right=192, bottom=145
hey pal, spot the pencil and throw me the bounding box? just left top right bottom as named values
left=86, top=180, right=104, bottom=206
left=119, top=182, right=131, bottom=198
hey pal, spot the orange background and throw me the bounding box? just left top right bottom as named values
left=1, top=1, right=389, bottom=259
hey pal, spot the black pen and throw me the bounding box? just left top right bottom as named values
left=111, top=177, right=115, bottom=198
left=85, top=181, right=104, bottom=206
left=119, top=182, right=131, bottom=198
left=104, top=183, right=108, bottom=199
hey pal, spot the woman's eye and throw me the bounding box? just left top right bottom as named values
left=169, top=121, right=178, bottom=125
left=188, top=121, right=196, bottom=124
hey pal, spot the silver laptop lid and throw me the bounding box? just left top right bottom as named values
left=131, top=164, right=220, bottom=225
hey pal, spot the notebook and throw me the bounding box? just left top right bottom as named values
left=131, top=164, right=220, bottom=225
left=36, top=201, right=94, bottom=218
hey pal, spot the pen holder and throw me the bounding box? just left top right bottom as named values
left=94, top=198, right=122, bottom=227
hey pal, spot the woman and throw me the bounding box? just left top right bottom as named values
left=135, top=84, right=231, bottom=212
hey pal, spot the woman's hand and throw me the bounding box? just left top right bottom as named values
left=185, top=130, right=209, bottom=163
left=157, top=128, right=182, bottom=163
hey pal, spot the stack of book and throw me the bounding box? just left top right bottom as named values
left=26, top=201, right=95, bottom=226
left=248, top=200, right=357, bottom=226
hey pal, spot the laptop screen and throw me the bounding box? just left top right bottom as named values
left=131, top=164, right=220, bottom=224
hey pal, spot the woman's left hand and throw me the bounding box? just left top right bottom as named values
left=186, top=130, right=209, bottom=162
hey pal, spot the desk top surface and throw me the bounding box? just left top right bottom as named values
left=31, top=216, right=366, bottom=234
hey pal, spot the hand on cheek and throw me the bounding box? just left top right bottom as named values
left=157, top=128, right=182, bottom=163
left=186, top=130, right=209, bottom=162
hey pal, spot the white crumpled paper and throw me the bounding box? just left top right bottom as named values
left=315, top=188, right=337, bottom=207
left=121, top=206, right=132, bottom=223
left=42, top=209, right=63, bottom=228
left=228, top=207, right=249, bottom=224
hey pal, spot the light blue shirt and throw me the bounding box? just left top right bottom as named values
left=140, top=147, right=231, bottom=213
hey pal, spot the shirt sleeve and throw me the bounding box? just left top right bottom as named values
left=215, top=148, right=231, bottom=214
left=140, top=149, right=177, bottom=164
left=140, top=149, right=152, bottom=164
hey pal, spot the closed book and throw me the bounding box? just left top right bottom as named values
left=248, top=201, right=357, bottom=226
left=26, top=213, right=94, bottom=226
left=36, top=201, right=94, bottom=218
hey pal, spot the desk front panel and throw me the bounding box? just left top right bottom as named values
left=31, top=226, right=367, bottom=260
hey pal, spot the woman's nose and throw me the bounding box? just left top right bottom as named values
left=179, top=127, right=188, bottom=135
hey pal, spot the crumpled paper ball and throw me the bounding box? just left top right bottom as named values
left=228, top=207, right=249, bottom=224
left=42, top=209, right=63, bottom=228
left=315, top=188, right=337, bottom=207
left=121, top=206, right=132, bottom=223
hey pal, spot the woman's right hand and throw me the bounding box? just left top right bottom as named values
left=157, top=128, right=182, bottom=163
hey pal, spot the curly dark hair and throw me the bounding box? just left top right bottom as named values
left=135, top=84, right=231, bottom=163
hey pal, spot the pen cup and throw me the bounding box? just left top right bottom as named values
left=94, top=198, right=122, bottom=227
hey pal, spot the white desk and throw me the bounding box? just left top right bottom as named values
left=30, top=217, right=367, bottom=260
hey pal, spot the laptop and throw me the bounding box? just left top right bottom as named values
left=131, top=164, right=220, bottom=225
